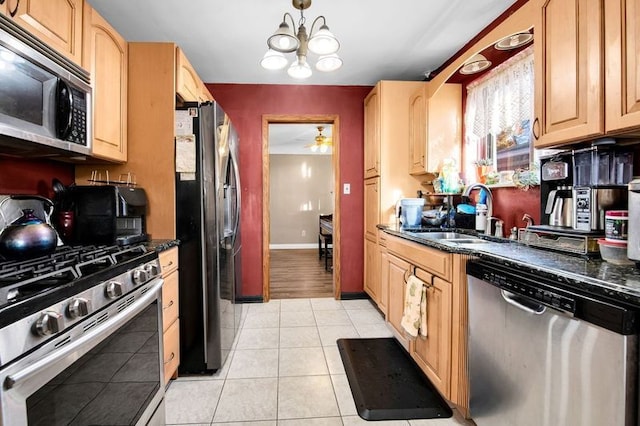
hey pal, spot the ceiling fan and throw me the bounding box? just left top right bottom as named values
left=306, top=126, right=333, bottom=153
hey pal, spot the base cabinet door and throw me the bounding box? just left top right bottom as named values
left=387, top=253, right=410, bottom=347
left=364, top=237, right=381, bottom=305
left=410, top=276, right=452, bottom=398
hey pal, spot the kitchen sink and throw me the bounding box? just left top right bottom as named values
left=406, top=231, right=477, bottom=240
left=405, top=231, right=491, bottom=244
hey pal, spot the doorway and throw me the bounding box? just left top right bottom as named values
left=262, top=114, right=341, bottom=302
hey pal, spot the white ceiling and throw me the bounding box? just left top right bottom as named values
left=86, top=0, right=517, bottom=86
left=269, top=124, right=333, bottom=155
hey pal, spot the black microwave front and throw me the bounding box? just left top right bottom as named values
left=0, top=14, right=91, bottom=158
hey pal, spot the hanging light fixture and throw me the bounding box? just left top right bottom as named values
left=261, top=0, right=342, bottom=79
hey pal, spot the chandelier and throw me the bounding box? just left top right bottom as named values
left=260, top=0, right=342, bottom=79
left=306, top=126, right=332, bottom=153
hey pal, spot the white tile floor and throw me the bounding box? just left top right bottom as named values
left=165, top=298, right=474, bottom=426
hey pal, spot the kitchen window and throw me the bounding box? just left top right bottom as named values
left=463, top=46, right=537, bottom=188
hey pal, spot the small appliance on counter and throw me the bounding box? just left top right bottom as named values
left=523, top=142, right=632, bottom=257
left=64, top=185, right=148, bottom=246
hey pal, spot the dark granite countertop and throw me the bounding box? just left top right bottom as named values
left=379, top=224, right=640, bottom=308
left=144, top=239, right=180, bottom=252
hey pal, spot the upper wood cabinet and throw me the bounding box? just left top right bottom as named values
left=3, top=0, right=84, bottom=65
left=83, top=5, right=127, bottom=162
left=176, top=47, right=206, bottom=103
left=534, top=0, right=604, bottom=148
left=364, top=85, right=381, bottom=178
left=604, top=0, right=640, bottom=135
left=409, top=83, right=462, bottom=175
left=409, top=85, right=427, bottom=174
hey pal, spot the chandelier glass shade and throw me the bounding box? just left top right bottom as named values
left=261, top=0, right=342, bottom=79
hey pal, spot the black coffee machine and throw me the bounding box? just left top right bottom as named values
left=65, top=185, right=148, bottom=246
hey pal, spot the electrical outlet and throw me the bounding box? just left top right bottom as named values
left=301, top=230, right=306, bottom=237
left=343, top=183, right=351, bottom=194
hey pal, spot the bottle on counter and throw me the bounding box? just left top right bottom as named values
left=475, top=204, right=487, bottom=232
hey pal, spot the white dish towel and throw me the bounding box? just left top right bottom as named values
left=400, top=274, right=428, bottom=338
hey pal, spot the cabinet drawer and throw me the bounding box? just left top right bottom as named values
left=386, top=234, right=451, bottom=281
left=159, top=247, right=179, bottom=274
left=163, top=319, right=180, bottom=385
left=162, top=270, right=179, bottom=332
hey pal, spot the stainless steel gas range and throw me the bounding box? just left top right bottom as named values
left=0, top=244, right=165, bottom=425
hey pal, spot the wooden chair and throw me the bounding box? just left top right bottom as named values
left=318, top=214, right=333, bottom=271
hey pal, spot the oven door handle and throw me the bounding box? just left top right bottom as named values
left=4, top=279, right=163, bottom=390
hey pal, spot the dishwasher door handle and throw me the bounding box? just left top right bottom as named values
left=501, top=290, right=546, bottom=315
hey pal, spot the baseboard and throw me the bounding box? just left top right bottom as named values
left=269, top=243, right=320, bottom=249
left=236, top=295, right=264, bottom=303
left=340, top=292, right=370, bottom=300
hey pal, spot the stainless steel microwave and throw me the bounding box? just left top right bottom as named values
left=0, top=14, right=91, bottom=158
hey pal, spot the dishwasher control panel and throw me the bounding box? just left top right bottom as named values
left=469, top=262, right=576, bottom=313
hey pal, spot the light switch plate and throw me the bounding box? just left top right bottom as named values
left=343, top=183, right=351, bottom=194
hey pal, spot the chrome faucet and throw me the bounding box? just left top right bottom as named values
left=462, top=183, right=494, bottom=235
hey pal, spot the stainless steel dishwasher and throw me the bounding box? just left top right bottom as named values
left=466, top=259, right=639, bottom=426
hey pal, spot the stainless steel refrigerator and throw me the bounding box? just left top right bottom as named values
left=175, top=102, right=242, bottom=374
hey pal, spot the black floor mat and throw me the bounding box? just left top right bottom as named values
left=337, top=337, right=453, bottom=421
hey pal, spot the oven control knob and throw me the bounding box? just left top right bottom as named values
left=33, top=311, right=63, bottom=336
left=67, top=297, right=92, bottom=319
left=105, top=281, right=124, bottom=299
left=132, top=269, right=148, bottom=285
left=145, top=263, right=159, bottom=277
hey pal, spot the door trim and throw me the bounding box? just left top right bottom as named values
left=262, top=114, right=341, bottom=302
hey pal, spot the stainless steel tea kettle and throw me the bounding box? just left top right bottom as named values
left=0, top=195, right=58, bottom=259
left=545, top=186, right=573, bottom=228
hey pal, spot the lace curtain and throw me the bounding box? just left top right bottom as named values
left=464, top=46, right=534, bottom=181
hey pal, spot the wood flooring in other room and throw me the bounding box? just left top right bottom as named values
left=164, top=297, right=474, bottom=425
left=270, top=249, right=333, bottom=299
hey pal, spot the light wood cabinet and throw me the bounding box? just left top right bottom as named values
left=364, top=237, right=381, bottom=307
left=364, top=177, right=380, bottom=242
left=378, top=231, right=389, bottom=315
left=382, top=233, right=465, bottom=407
left=176, top=47, right=207, bottom=103
left=409, top=84, right=462, bottom=175
left=163, top=319, right=180, bottom=385
left=385, top=251, right=410, bottom=347
left=4, top=0, right=84, bottom=65
left=364, top=85, right=381, bottom=179
left=604, top=0, right=640, bottom=134
left=408, top=85, right=427, bottom=174
left=159, top=247, right=180, bottom=385
left=82, top=5, right=127, bottom=162
left=362, top=81, right=423, bottom=300
left=534, top=0, right=604, bottom=147
left=411, top=276, right=452, bottom=397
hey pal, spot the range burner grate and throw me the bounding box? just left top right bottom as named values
left=0, top=244, right=149, bottom=306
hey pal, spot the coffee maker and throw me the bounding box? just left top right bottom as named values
left=571, top=142, right=631, bottom=232
left=539, top=151, right=574, bottom=228
left=66, top=185, right=149, bottom=246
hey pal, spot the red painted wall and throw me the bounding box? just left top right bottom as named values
left=206, top=83, right=373, bottom=298
left=491, top=186, right=541, bottom=233
left=0, top=158, right=74, bottom=199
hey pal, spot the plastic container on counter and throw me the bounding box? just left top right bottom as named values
left=605, top=210, right=628, bottom=242
left=598, top=238, right=634, bottom=265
